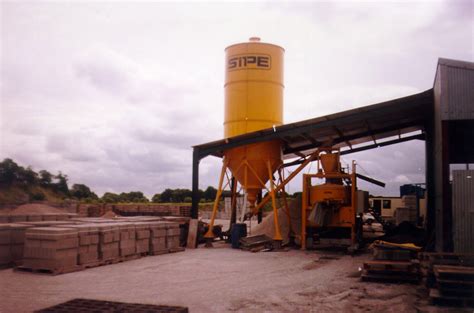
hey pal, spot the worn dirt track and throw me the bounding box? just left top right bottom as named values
left=0, top=242, right=460, bottom=313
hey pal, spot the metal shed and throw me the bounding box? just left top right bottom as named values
left=430, top=58, right=474, bottom=252
left=191, top=58, right=474, bottom=252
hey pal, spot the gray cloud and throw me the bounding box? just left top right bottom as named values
left=1, top=1, right=471, bottom=198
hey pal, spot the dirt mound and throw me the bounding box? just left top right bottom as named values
left=101, top=210, right=117, bottom=218
left=251, top=196, right=302, bottom=244
left=9, top=203, right=66, bottom=215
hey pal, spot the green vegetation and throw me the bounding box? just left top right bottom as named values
left=0, top=158, right=300, bottom=206
left=0, top=158, right=98, bottom=204
left=0, top=158, right=224, bottom=205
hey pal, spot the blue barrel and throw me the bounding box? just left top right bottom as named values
left=231, top=223, right=247, bottom=249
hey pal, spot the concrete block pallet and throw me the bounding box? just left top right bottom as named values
left=10, top=223, right=35, bottom=265
left=165, top=222, right=184, bottom=253
left=134, top=223, right=151, bottom=255
left=118, top=223, right=136, bottom=258
left=149, top=222, right=168, bottom=255
left=2, top=217, right=187, bottom=275
left=19, top=227, right=82, bottom=275
left=63, top=224, right=100, bottom=266
left=0, top=224, right=11, bottom=267
left=0, top=215, right=9, bottom=223
left=97, top=224, right=120, bottom=263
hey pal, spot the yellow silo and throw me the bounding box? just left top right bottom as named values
left=204, top=38, right=285, bottom=244
left=224, top=37, right=284, bottom=210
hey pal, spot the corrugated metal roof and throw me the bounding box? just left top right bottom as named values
left=194, top=89, right=433, bottom=161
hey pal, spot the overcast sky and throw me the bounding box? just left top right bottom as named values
left=1, top=1, right=473, bottom=198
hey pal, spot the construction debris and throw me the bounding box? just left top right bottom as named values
left=239, top=234, right=273, bottom=252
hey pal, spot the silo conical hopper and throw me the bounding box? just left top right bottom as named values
left=224, top=37, right=284, bottom=209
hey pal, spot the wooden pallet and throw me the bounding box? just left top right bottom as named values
left=149, top=249, right=169, bottom=256
left=97, top=258, right=120, bottom=266
left=0, top=262, right=13, bottom=270
left=420, top=252, right=474, bottom=266
left=168, top=247, right=185, bottom=253
left=35, top=298, right=189, bottom=313
left=429, top=288, right=474, bottom=308
left=361, top=270, right=420, bottom=284
left=119, top=254, right=142, bottom=262
left=373, top=248, right=413, bottom=261
left=15, top=265, right=83, bottom=276
left=362, top=259, right=420, bottom=283
left=364, top=260, right=419, bottom=273
left=438, top=278, right=474, bottom=291
left=434, top=265, right=474, bottom=282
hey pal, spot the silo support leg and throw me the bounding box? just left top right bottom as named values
left=267, top=161, right=283, bottom=246
left=278, top=169, right=292, bottom=237
left=204, top=160, right=228, bottom=242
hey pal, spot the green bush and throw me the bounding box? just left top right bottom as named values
left=29, top=191, right=46, bottom=201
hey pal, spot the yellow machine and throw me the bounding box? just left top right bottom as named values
left=205, top=37, right=286, bottom=244
left=301, top=148, right=361, bottom=251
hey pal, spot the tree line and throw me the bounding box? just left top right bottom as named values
left=0, top=158, right=220, bottom=203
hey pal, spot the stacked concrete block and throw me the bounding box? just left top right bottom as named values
left=10, top=223, right=35, bottom=264
left=27, top=214, right=42, bottom=222
left=41, top=213, right=60, bottom=221
left=63, top=224, right=100, bottom=265
left=71, top=217, right=116, bottom=224
left=96, top=224, right=120, bottom=262
left=65, top=213, right=79, bottom=219
left=23, top=227, right=79, bottom=272
left=0, top=224, right=11, bottom=267
left=19, top=221, right=76, bottom=227
left=9, top=215, right=28, bottom=223
left=77, top=204, right=90, bottom=217
left=115, top=216, right=162, bottom=222
left=55, top=213, right=70, bottom=221
left=401, top=195, right=418, bottom=222
left=134, top=223, right=151, bottom=254
left=149, top=222, right=168, bottom=255
left=165, top=222, right=181, bottom=252
left=179, top=205, right=191, bottom=217
left=118, top=223, right=136, bottom=258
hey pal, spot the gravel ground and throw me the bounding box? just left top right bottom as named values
left=0, top=242, right=464, bottom=313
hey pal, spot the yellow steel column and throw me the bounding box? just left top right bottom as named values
left=351, top=161, right=357, bottom=247
left=267, top=161, right=283, bottom=242
left=301, top=174, right=308, bottom=250
left=205, top=159, right=229, bottom=239
left=279, top=169, right=292, bottom=236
